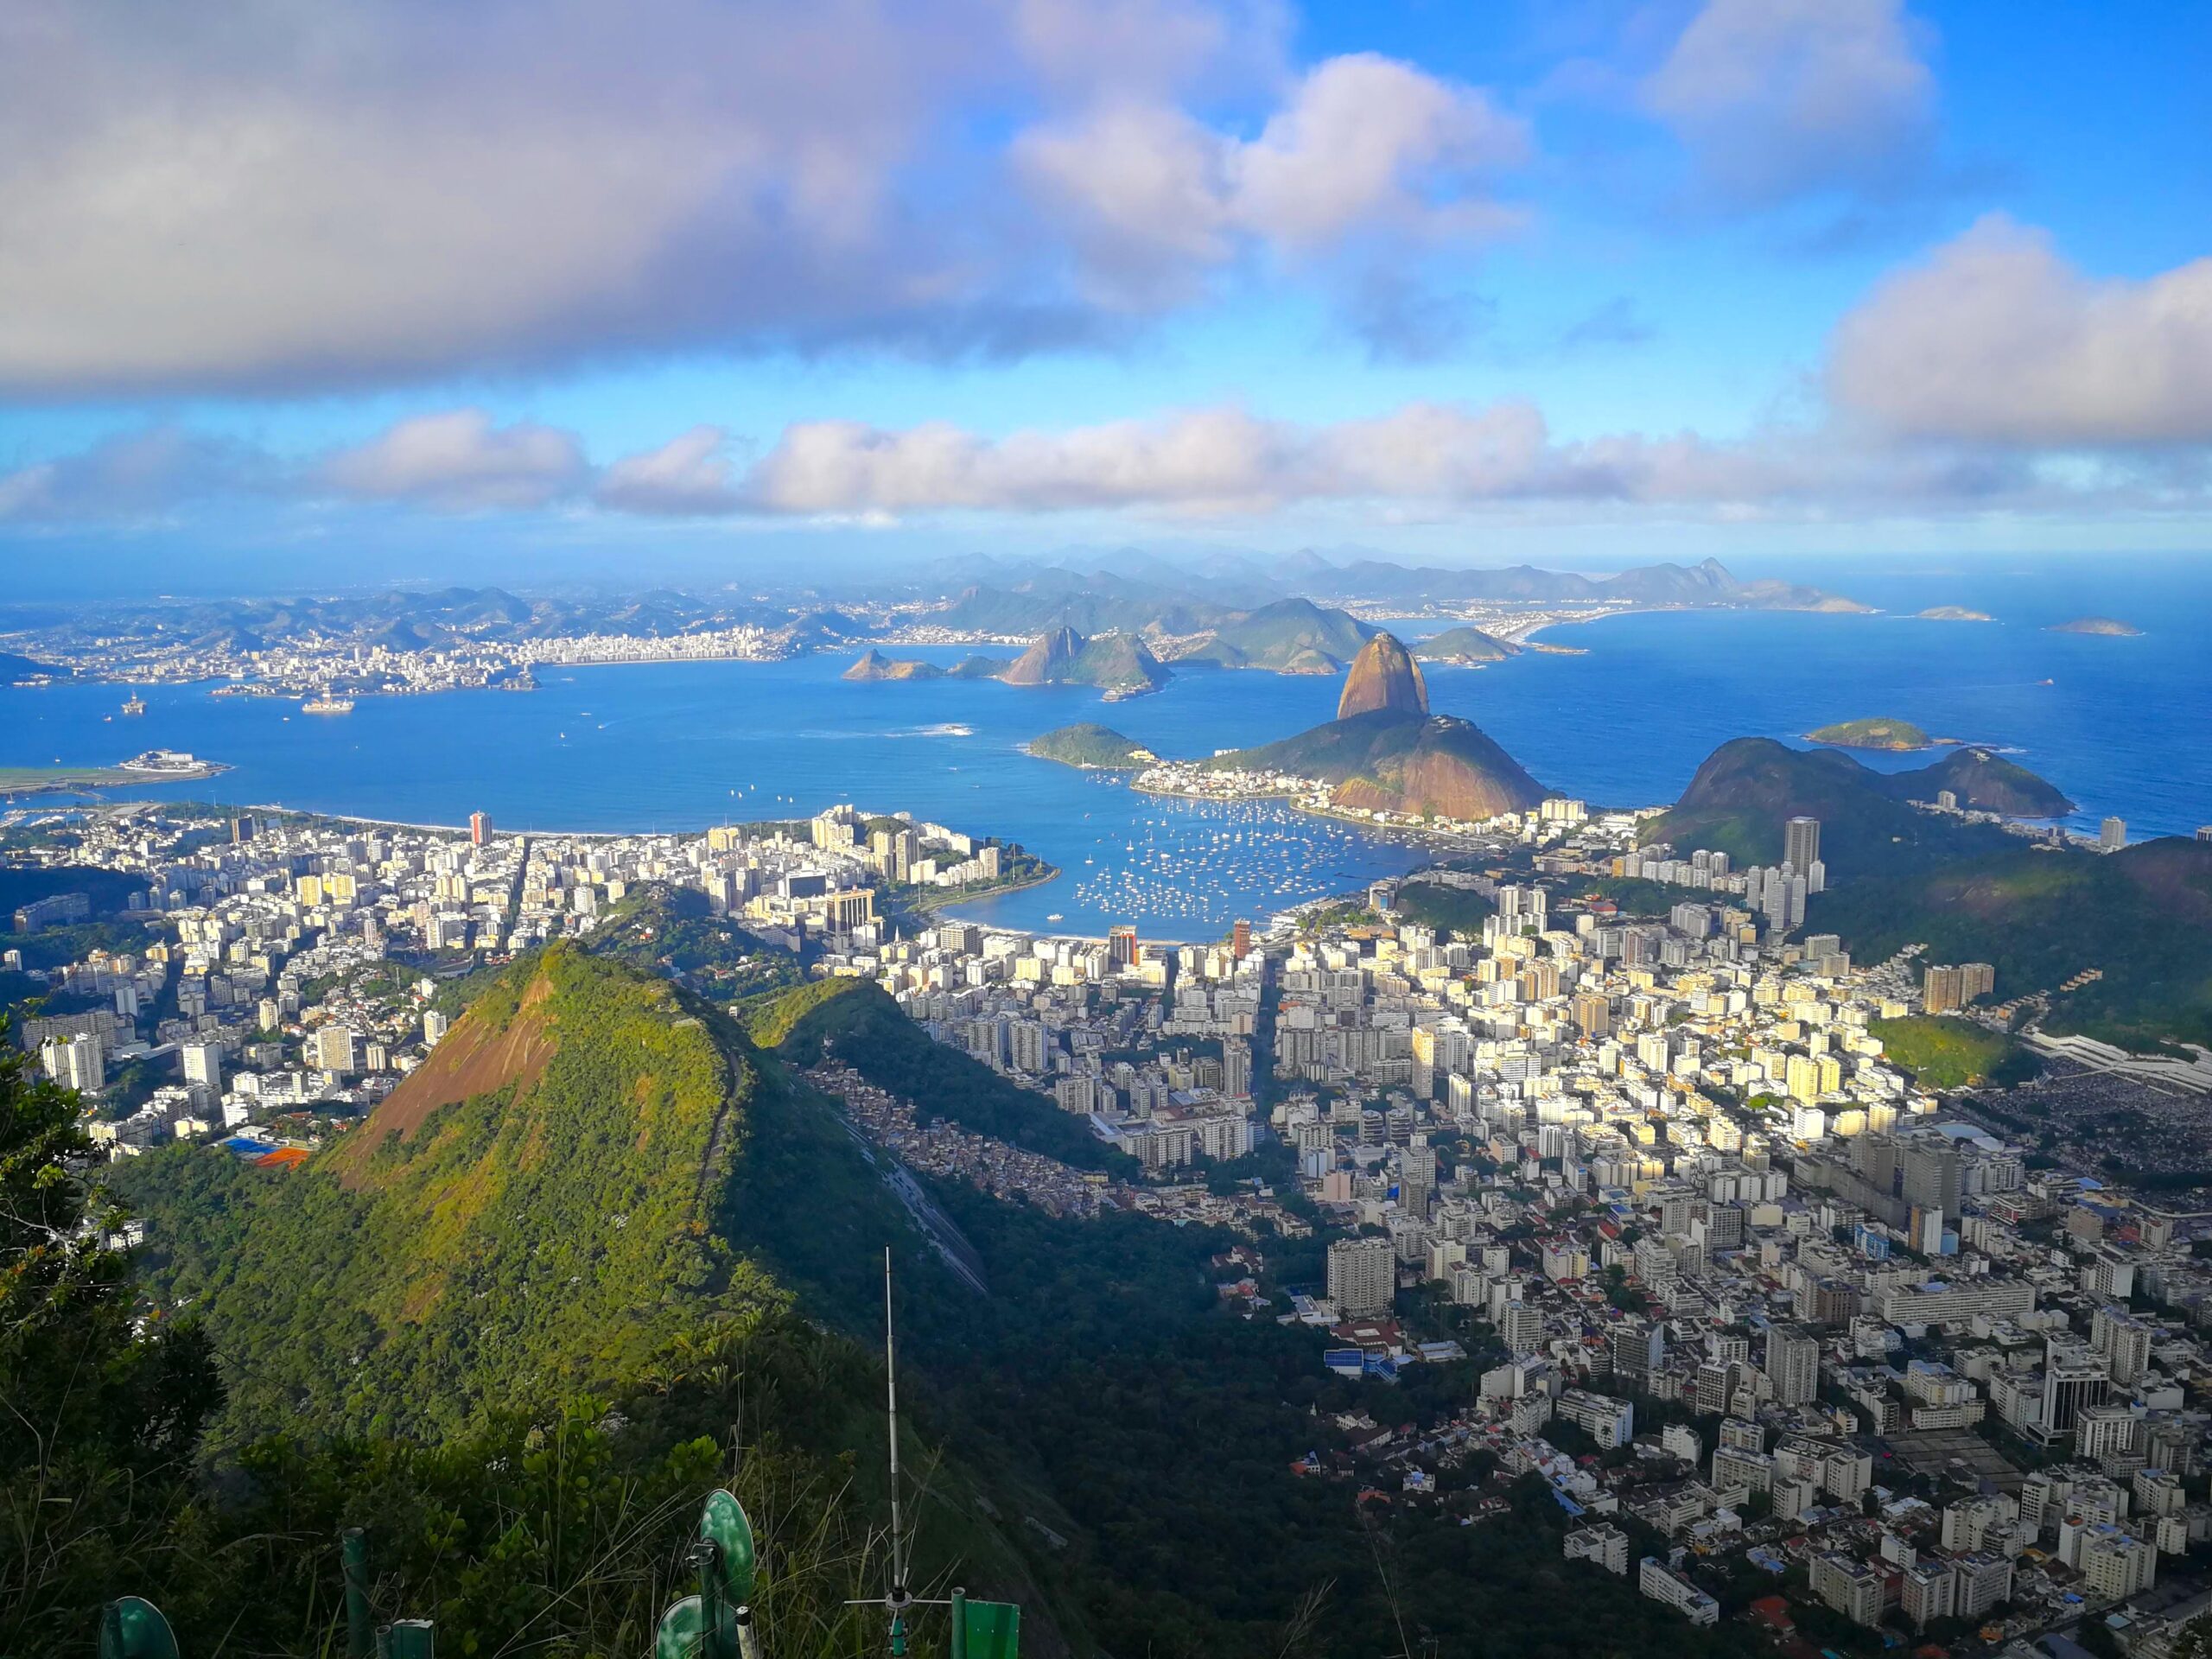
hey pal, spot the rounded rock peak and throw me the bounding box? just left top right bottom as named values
left=1337, top=632, right=1429, bottom=720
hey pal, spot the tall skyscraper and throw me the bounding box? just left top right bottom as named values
left=470, top=810, right=491, bottom=846
left=1766, top=1325, right=1820, bottom=1405
left=2100, top=817, right=2126, bottom=853
left=1231, top=918, right=1251, bottom=959
left=1326, top=1236, right=1395, bottom=1318
left=181, top=1039, right=223, bottom=1103
left=1108, top=924, right=1138, bottom=969
left=1923, top=963, right=1965, bottom=1014
left=314, top=1024, right=358, bottom=1075
left=1784, top=817, right=1821, bottom=874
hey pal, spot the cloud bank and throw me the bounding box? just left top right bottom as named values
left=0, top=1, right=1518, bottom=395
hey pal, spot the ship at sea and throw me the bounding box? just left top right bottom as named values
left=120, top=693, right=146, bottom=715
left=302, top=695, right=356, bottom=715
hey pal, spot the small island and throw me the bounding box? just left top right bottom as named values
left=1026, top=723, right=1156, bottom=769
left=1807, top=717, right=1939, bottom=753
left=1411, top=626, right=1519, bottom=666
left=842, top=648, right=944, bottom=682
left=2049, top=616, right=2143, bottom=637
left=1916, top=606, right=1994, bottom=622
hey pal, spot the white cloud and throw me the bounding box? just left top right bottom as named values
left=1828, top=216, right=2212, bottom=446
left=1015, top=53, right=1529, bottom=308
left=0, top=427, right=250, bottom=523
left=736, top=400, right=2069, bottom=516
left=594, top=426, right=745, bottom=515
left=1229, top=54, right=1529, bottom=251
left=0, top=1, right=1304, bottom=395
left=1641, top=0, right=1936, bottom=207
left=319, top=411, right=587, bottom=512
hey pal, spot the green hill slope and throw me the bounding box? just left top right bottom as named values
left=121, top=945, right=790, bottom=1436
left=1027, top=722, right=1155, bottom=768
left=1813, top=837, right=2212, bottom=1050
left=1642, top=737, right=2016, bottom=873
left=1179, top=597, right=1372, bottom=671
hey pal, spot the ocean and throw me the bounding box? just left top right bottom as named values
left=3, top=556, right=2207, bottom=938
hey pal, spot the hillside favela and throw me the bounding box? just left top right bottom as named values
left=6, top=6, right=2212, bottom=1659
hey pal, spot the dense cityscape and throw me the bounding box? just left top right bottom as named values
left=13, top=721, right=2212, bottom=1656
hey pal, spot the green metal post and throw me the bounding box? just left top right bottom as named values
left=951, top=1587, right=967, bottom=1656
left=376, top=1618, right=435, bottom=1658
left=342, top=1528, right=374, bottom=1659
left=99, top=1597, right=181, bottom=1659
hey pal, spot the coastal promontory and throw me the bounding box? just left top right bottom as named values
left=1411, top=626, right=1518, bottom=665
left=1026, top=724, right=1156, bottom=769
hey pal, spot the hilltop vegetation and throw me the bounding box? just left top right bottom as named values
left=1027, top=723, right=1154, bottom=768
left=588, top=880, right=808, bottom=1000
left=120, top=944, right=780, bottom=1438
left=1640, top=738, right=2024, bottom=872
left=1813, top=837, right=2212, bottom=1051
left=1392, top=879, right=1496, bottom=938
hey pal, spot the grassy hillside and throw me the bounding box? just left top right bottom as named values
left=1179, top=597, right=1371, bottom=670
left=1815, top=838, right=2212, bottom=1050
left=1871, top=1015, right=2038, bottom=1089
left=121, top=944, right=785, bottom=1437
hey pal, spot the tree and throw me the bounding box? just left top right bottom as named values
left=0, top=1028, right=222, bottom=1652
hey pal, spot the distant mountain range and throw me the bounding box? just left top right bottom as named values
left=927, top=556, right=1864, bottom=661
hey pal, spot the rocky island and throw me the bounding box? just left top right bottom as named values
left=1411, top=626, right=1519, bottom=665
left=1026, top=723, right=1157, bottom=769
left=2050, top=615, right=2144, bottom=636
left=1807, top=716, right=1938, bottom=752
left=1916, top=606, right=1995, bottom=622
left=841, top=648, right=943, bottom=682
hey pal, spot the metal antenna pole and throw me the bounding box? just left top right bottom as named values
left=884, top=1246, right=906, bottom=1604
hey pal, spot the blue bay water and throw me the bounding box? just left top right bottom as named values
left=3, top=558, right=2207, bottom=937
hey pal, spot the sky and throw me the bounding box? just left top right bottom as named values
left=1, top=0, right=2209, bottom=594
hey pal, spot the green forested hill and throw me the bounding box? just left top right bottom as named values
left=120, top=944, right=795, bottom=1437
left=1814, top=836, right=2212, bottom=1049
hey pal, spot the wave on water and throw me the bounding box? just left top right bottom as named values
left=798, top=722, right=976, bottom=741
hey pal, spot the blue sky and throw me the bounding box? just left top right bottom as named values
left=1, top=0, right=2208, bottom=589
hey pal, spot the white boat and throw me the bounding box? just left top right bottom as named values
left=301, top=695, right=355, bottom=715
